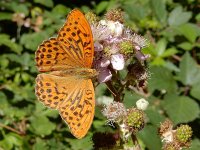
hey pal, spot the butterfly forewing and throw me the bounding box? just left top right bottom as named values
left=35, top=38, right=82, bottom=72
left=58, top=9, right=94, bottom=68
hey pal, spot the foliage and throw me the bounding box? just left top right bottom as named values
left=0, top=0, right=200, bottom=149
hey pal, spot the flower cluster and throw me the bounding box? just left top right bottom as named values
left=86, top=9, right=149, bottom=83
left=102, top=99, right=149, bottom=139
left=158, top=119, right=193, bottom=150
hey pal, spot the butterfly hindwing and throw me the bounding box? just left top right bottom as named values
left=35, top=72, right=95, bottom=139
left=59, top=79, right=95, bottom=139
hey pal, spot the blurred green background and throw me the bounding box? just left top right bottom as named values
left=0, top=0, right=200, bottom=149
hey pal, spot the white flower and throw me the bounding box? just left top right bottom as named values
left=107, top=21, right=124, bottom=37
left=136, top=98, right=149, bottom=110
left=91, top=22, right=111, bottom=41
left=111, top=54, right=125, bottom=70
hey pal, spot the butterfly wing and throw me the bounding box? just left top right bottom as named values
left=35, top=9, right=95, bottom=139
left=35, top=73, right=95, bottom=138
left=35, top=9, right=94, bottom=72
left=35, top=38, right=83, bottom=72
left=57, top=9, right=94, bottom=68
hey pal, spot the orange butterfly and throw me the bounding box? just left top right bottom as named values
left=35, top=9, right=97, bottom=139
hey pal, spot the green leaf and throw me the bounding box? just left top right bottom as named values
left=178, top=23, right=198, bottom=43
left=190, top=138, right=200, bottom=150
left=138, top=125, right=162, bottom=150
left=33, top=138, right=48, bottom=150
left=161, top=47, right=177, bottom=58
left=150, top=0, right=167, bottom=24
left=168, top=6, right=192, bottom=26
left=177, top=52, right=200, bottom=85
left=123, top=0, right=150, bottom=21
left=190, top=82, right=200, bottom=100
left=30, top=115, right=56, bottom=136
left=0, top=12, right=12, bottom=21
left=34, top=0, right=54, bottom=8
left=66, top=134, right=93, bottom=150
left=0, top=34, right=22, bottom=54
left=146, top=109, right=165, bottom=127
left=162, top=94, right=200, bottom=125
left=148, top=67, right=177, bottom=93
left=96, top=1, right=109, bottom=14
left=164, top=61, right=180, bottom=72
left=178, top=42, right=193, bottom=51
left=124, top=91, right=143, bottom=108
left=155, top=38, right=167, bottom=56
left=52, top=5, right=70, bottom=16
left=20, top=32, right=48, bottom=51
left=0, top=133, right=23, bottom=150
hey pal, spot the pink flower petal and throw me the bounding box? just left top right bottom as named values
left=94, top=42, right=103, bottom=51
left=98, top=68, right=112, bottom=83
left=100, top=59, right=110, bottom=68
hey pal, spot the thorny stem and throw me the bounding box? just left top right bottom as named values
left=0, top=122, right=25, bottom=135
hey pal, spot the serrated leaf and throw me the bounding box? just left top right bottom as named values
left=150, top=0, right=167, bottom=24
left=148, top=67, right=177, bottom=93
left=162, top=95, right=200, bottom=125
left=155, top=38, right=167, bottom=56
left=66, top=134, right=93, bottom=150
left=178, top=42, right=193, bottom=51
left=178, top=23, right=198, bottom=43
left=161, top=47, right=177, bottom=57
left=177, top=52, right=200, bottom=85
left=164, top=61, right=180, bottom=72
left=168, top=6, right=192, bottom=26
left=30, top=115, right=56, bottom=136
left=138, top=125, right=162, bottom=150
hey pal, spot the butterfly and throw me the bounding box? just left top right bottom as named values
left=35, top=9, right=97, bottom=139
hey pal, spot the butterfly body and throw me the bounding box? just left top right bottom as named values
left=35, top=9, right=96, bottom=139
left=49, top=68, right=98, bottom=79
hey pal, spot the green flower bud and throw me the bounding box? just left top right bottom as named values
left=85, top=11, right=99, bottom=24
left=119, top=41, right=134, bottom=55
left=126, top=108, right=145, bottom=132
left=175, top=125, right=192, bottom=144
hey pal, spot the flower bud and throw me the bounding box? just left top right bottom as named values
left=126, top=108, right=145, bottom=133
left=136, top=98, right=149, bottom=110
left=175, top=125, right=192, bottom=144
